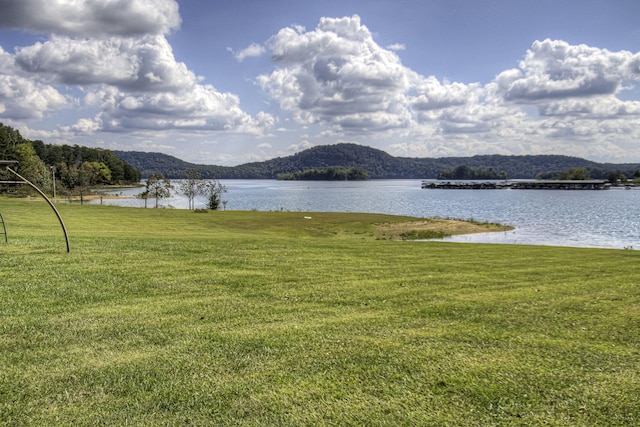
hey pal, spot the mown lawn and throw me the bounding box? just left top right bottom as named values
left=0, top=198, right=638, bottom=426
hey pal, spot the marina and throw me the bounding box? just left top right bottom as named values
left=422, top=179, right=611, bottom=190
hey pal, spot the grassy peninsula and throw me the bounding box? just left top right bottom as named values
left=1, top=199, right=638, bottom=425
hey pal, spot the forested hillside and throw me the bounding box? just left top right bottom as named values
left=113, top=151, right=231, bottom=179
left=1, top=122, right=140, bottom=196
left=115, top=143, right=640, bottom=180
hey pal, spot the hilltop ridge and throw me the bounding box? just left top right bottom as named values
left=115, top=143, right=640, bottom=180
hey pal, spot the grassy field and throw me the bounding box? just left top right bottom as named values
left=0, top=198, right=638, bottom=426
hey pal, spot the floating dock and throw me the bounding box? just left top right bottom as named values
left=422, top=179, right=611, bottom=190
left=421, top=181, right=511, bottom=189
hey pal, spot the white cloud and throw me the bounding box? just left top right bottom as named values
left=75, top=83, right=271, bottom=134
left=258, top=15, right=417, bottom=132
left=0, top=47, right=68, bottom=120
left=258, top=15, right=489, bottom=136
left=386, top=43, right=406, bottom=51
left=0, top=0, right=181, bottom=36
left=70, top=118, right=101, bottom=133
left=232, top=43, right=266, bottom=62
left=411, top=76, right=479, bottom=114
left=287, top=140, right=314, bottom=153
left=1, top=9, right=273, bottom=136
left=538, top=96, right=640, bottom=118
left=495, top=39, right=639, bottom=102
left=15, top=35, right=198, bottom=92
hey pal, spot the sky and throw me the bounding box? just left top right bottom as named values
left=1, top=0, right=640, bottom=165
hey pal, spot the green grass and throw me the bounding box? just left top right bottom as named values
left=1, top=198, right=639, bottom=426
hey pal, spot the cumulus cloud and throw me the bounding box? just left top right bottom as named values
left=231, top=43, right=266, bottom=62
left=539, top=97, right=640, bottom=118
left=0, top=73, right=68, bottom=120
left=258, top=15, right=418, bottom=132
left=0, top=0, right=181, bottom=36
left=0, top=0, right=272, bottom=136
left=0, top=47, right=67, bottom=120
left=495, top=39, right=639, bottom=102
left=15, top=35, right=199, bottom=91
left=73, top=84, right=271, bottom=134
left=411, top=77, right=479, bottom=114
left=476, top=39, right=640, bottom=158
left=6, top=33, right=272, bottom=134
left=258, top=15, right=487, bottom=135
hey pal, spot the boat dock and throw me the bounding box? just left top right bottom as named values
left=421, top=181, right=511, bottom=189
left=422, top=179, right=611, bottom=190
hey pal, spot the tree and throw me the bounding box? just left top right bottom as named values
left=13, top=143, right=52, bottom=196
left=206, top=180, right=228, bottom=210
left=560, top=167, right=590, bottom=180
left=178, top=169, right=208, bottom=210
left=75, top=162, right=92, bottom=204
left=348, top=167, right=369, bottom=181
left=607, top=171, right=620, bottom=184
left=144, top=174, right=173, bottom=208
left=82, top=161, right=112, bottom=185
left=137, top=189, right=150, bottom=208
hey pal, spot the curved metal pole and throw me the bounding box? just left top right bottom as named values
left=0, top=212, right=7, bottom=243
left=5, top=166, right=70, bottom=253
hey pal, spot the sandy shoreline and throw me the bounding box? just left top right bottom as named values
left=376, top=219, right=513, bottom=240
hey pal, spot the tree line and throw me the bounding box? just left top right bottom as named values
left=1, top=122, right=140, bottom=199
left=437, top=165, right=507, bottom=180
left=536, top=167, right=640, bottom=183
left=277, top=167, right=369, bottom=181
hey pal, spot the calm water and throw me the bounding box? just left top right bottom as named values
left=94, top=179, right=640, bottom=250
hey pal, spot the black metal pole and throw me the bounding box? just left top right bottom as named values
left=5, top=166, right=70, bottom=253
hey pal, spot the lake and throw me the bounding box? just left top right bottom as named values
left=93, top=179, right=640, bottom=250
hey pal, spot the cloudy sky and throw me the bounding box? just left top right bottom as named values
left=1, top=0, right=639, bottom=165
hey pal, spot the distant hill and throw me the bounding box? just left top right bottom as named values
left=115, top=143, right=640, bottom=180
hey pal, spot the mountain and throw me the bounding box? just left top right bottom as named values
left=115, top=144, right=640, bottom=180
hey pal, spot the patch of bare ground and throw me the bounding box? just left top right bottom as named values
left=376, top=219, right=513, bottom=240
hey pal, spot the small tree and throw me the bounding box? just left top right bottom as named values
left=178, top=169, right=208, bottom=210
left=144, top=174, right=173, bottom=208
left=206, top=180, right=228, bottom=210
left=136, top=188, right=150, bottom=208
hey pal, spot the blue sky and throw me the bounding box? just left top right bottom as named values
left=1, top=0, right=639, bottom=165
